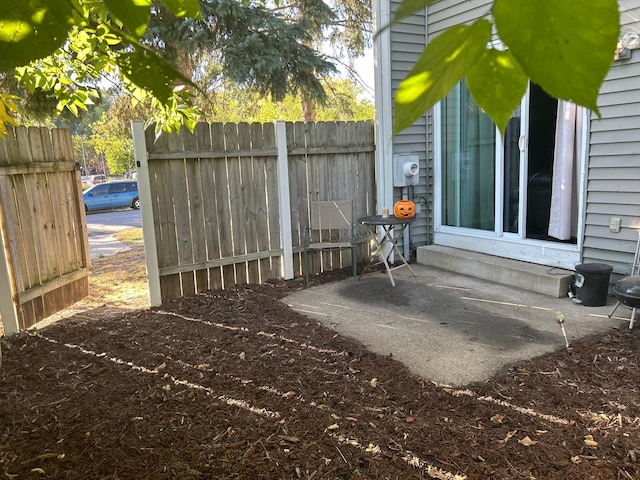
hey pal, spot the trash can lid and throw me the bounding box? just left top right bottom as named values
left=575, top=263, right=613, bottom=274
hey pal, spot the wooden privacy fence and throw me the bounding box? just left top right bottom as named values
left=132, top=120, right=376, bottom=304
left=0, top=127, right=90, bottom=335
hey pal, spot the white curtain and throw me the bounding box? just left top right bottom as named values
left=548, top=101, right=583, bottom=240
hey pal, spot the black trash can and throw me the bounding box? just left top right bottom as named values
left=574, top=263, right=613, bottom=307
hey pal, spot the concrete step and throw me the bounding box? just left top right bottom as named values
left=416, top=245, right=573, bottom=298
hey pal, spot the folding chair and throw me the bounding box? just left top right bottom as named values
left=608, top=229, right=640, bottom=329
left=303, top=200, right=357, bottom=287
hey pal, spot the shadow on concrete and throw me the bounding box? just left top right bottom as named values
left=284, top=264, right=629, bottom=386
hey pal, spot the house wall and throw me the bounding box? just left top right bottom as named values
left=583, top=1, right=640, bottom=282
left=389, top=0, right=640, bottom=280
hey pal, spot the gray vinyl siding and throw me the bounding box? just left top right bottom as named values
left=582, top=2, right=640, bottom=282
left=390, top=0, right=430, bottom=246
left=426, top=0, right=492, bottom=37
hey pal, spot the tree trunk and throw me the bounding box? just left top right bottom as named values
left=302, top=96, right=317, bottom=122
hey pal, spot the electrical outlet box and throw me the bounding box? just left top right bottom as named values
left=393, top=154, right=420, bottom=187
left=609, top=217, right=622, bottom=232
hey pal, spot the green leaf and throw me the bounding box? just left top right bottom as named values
left=117, top=48, right=188, bottom=102
left=394, top=20, right=491, bottom=135
left=161, top=0, right=202, bottom=18
left=104, top=0, right=152, bottom=37
left=466, top=48, right=528, bottom=136
left=0, top=0, right=74, bottom=71
left=392, top=0, right=439, bottom=26
left=494, top=0, right=619, bottom=115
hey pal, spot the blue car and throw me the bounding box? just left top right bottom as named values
left=83, top=181, right=140, bottom=213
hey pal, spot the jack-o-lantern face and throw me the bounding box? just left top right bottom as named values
left=394, top=200, right=416, bottom=219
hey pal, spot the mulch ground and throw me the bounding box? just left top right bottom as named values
left=1, top=259, right=639, bottom=479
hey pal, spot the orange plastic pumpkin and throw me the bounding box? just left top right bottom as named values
left=393, top=199, right=416, bottom=219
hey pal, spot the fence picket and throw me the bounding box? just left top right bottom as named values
left=210, top=123, right=228, bottom=289
left=237, top=123, right=259, bottom=284
left=195, top=123, right=222, bottom=290
left=184, top=126, right=208, bottom=294
left=211, top=124, right=235, bottom=288
left=250, top=123, right=270, bottom=282
left=355, top=121, right=375, bottom=259
left=152, top=132, right=182, bottom=300
left=169, top=130, right=196, bottom=296
left=223, top=123, right=243, bottom=286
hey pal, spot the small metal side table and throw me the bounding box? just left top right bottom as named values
left=357, top=215, right=417, bottom=286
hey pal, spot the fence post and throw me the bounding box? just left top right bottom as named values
left=0, top=207, right=19, bottom=334
left=275, top=121, right=294, bottom=280
left=131, top=121, right=162, bottom=306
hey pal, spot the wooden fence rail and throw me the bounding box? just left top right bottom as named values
left=0, top=127, right=90, bottom=334
left=133, top=120, right=376, bottom=304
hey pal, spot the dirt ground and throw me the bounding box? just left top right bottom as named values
left=1, top=244, right=639, bottom=479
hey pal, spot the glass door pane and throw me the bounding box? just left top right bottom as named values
left=441, top=83, right=496, bottom=231
left=503, top=110, right=521, bottom=234
left=526, top=84, right=560, bottom=241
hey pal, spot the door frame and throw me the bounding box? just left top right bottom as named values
left=432, top=86, right=588, bottom=271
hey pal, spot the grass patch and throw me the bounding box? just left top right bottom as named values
left=88, top=244, right=148, bottom=307
left=113, top=227, right=143, bottom=244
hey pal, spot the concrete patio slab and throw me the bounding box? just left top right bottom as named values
left=283, top=264, right=632, bottom=386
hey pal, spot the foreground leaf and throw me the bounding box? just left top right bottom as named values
left=0, top=94, right=18, bottom=138
left=161, top=0, right=202, bottom=18
left=117, top=48, right=187, bottom=102
left=466, top=48, right=528, bottom=135
left=104, top=0, right=152, bottom=38
left=394, top=20, right=491, bottom=134
left=392, top=0, right=439, bottom=27
left=0, top=0, right=74, bottom=71
left=494, top=0, right=619, bottom=114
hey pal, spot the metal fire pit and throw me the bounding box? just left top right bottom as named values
left=609, top=275, right=640, bottom=329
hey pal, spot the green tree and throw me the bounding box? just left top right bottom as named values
left=90, top=125, right=134, bottom=177
left=197, top=77, right=374, bottom=123
left=392, top=0, right=620, bottom=135
left=142, top=0, right=372, bottom=121
left=89, top=95, right=149, bottom=175
left=316, top=78, right=374, bottom=121
left=73, top=135, right=101, bottom=177
left=0, top=0, right=336, bottom=136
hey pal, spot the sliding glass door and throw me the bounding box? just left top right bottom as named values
left=435, top=82, right=582, bottom=269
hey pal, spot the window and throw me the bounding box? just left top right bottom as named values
left=91, top=184, right=109, bottom=195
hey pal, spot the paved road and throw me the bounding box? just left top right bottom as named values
left=86, top=209, right=142, bottom=259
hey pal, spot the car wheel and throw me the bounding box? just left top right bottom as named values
left=85, top=205, right=88, bottom=214
left=132, top=197, right=141, bottom=210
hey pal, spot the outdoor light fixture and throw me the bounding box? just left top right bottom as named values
left=615, top=30, right=640, bottom=60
